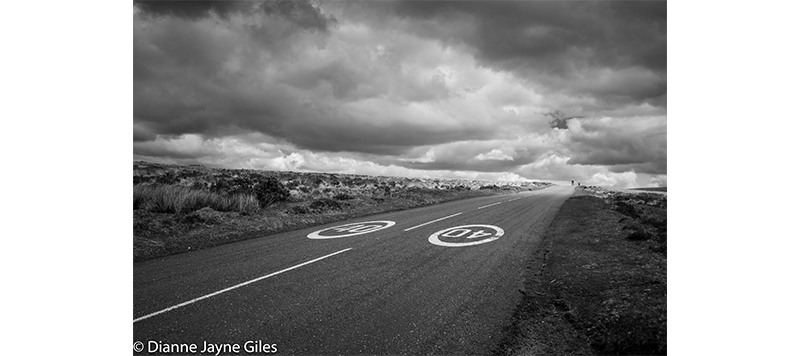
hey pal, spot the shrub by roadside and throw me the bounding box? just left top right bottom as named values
left=614, top=200, right=667, bottom=255
left=209, top=174, right=289, bottom=207
left=308, top=198, right=342, bottom=211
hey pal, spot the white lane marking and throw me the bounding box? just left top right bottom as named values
left=507, top=197, right=522, bottom=202
left=404, top=213, right=462, bottom=231
left=308, top=221, right=395, bottom=239
left=477, top=202, right=502, bottom=209
left=428, top=224, right=505, bottom=247
left=133, top=248, right=353, bottom=323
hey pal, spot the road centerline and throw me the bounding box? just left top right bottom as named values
left=477, top=202, right=503, bottom=209
left=133, top=248, right=353, bottom=324
left=507, top=197, right=522, bottom=202
left=404, top=212, right=463, bottom=231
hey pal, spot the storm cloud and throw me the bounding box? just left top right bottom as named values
left=342, top=0, right=666, bottom=108
left=133, top=1, right=667, bottom=188
left=134, top=0, right=336, bottom=31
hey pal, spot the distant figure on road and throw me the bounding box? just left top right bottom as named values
left=571, top=180, right=574, bottom=186
left=578, top=183, right=581, bottom=186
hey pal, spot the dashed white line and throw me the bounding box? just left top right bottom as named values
left=507, top=197, right=522, bottom=202
left=477, top=202, right=503, bottom=209
left=133, top=248, right=353, bottom=323
left=404, top=213, right=463, bottom=231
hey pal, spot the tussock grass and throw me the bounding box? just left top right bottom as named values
left=134, top=185, right=258, bottom=214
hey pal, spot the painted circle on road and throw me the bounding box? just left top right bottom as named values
left=428, top=224, right=504, bottom=247
left=307, top=221, right=396, bottom=239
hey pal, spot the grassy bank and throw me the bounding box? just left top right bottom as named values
left=497, top=188, right=667, bottom=355
left=133, top=162, right=550, bottom=262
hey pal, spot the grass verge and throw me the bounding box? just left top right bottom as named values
left=497, top=192, right=666, bottom=355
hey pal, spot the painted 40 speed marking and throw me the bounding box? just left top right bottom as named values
left=428, top=224, right=504, bottom=247
left=307, top=221, right=396, bottom=239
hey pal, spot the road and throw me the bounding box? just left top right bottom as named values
left=134, top=185, right=575, bottom=355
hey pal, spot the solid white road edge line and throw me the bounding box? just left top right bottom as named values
left=404, top=212, right=463, bottom=231
left=477, top=202, right=502, bottom=209
left=133, top=248, right=353, bottom=323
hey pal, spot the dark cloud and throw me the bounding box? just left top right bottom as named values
left=277, top=59, right=368, bottom=100
left=133, top=4, right=502, bottom=157
left=134, top=68, right=294, bottom=138
left=133, top=1, right=667, bottom=183
left=351, top=1, right=666, bottom=108
left=134, top=144, right=204, bottom=160
left=286, top=120, right=492, bottom=156
left=261, top=0, right=337, bottom=33
left=133, top=123, right=157, bottom=142
left=563, top=117, right=667, bottom=175
left=606, top=162, right=667, bottom=176
left=545, top=111, right=583, bottom=130
left=134, top=0, right=246, bottom=19
left=134, top=1, right=336, bottom=32
left=134, top=49, right=496, bottom=156
left=134, top=3, right=316, bottom=144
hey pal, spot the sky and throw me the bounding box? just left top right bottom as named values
left=133, top=0, right=667, bottom=188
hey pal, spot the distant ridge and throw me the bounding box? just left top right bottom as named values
left=629, top=187, right=667, bottom=192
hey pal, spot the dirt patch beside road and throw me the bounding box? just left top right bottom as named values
left=497, top=190, right=667, bottom=355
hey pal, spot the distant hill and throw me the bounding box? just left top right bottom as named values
left=629, top=187, right=667, bottom=192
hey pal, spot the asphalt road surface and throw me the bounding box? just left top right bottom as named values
left=134, top=185, right=575, bottom=355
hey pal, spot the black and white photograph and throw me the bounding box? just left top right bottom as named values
left=14, top=0, right=800, bottom=355
left=132, top=0, right=666, bottom=354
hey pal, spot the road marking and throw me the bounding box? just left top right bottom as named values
left=133, top=248, right=353, bottom=323
left=404, top=213, right=462, bottom=231
left=428, top=224, right=505, bottom=247
left=308, top=221, right=395, bottom=239
left=507, top=197, right=522, bottom=202
left=477, top=202, right=502, bottom=209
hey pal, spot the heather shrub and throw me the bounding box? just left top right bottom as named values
left=626, top=228, right=651, bottom=241
left=210, top=175, right=289, bottom=207
left=333, top=192, right=353, bottom=200
left=309, top=198, right=342, bottom=211
left=290, top=205, right=310, bottom=214
left=614, top=201, right=639, bottom=219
